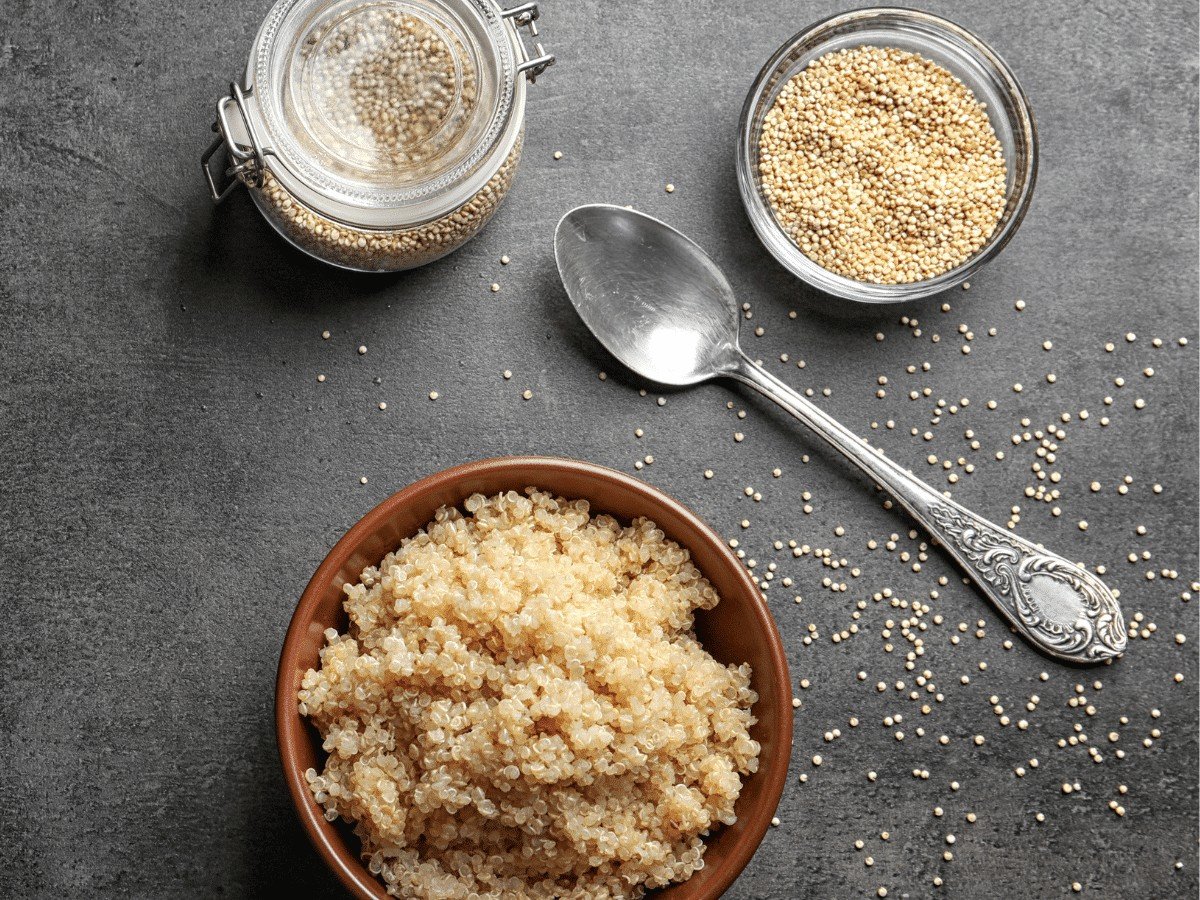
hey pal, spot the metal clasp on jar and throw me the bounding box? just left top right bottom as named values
left=501, top=2, right=554, bottom=82
left=201, top=82, right=275, bottom=204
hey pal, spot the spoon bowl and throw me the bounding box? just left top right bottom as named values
left=554, top=204, right=1126, bottom=664
left=554, top=204, right=740, bottom=385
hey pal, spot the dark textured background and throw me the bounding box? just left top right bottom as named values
left=1, top=1, right=1197, bottom=897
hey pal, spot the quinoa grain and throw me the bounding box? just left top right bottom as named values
left=758, top=47, right=1006, bottom=284
left=300, top=490, right=760, bottom=898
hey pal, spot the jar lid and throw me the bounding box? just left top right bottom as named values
left=248, top=0, right=519, bottom=218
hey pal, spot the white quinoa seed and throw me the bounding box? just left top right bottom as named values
left=259, top=149, right=520, bottom=271
left=758, top=47, right=1006, bottom=284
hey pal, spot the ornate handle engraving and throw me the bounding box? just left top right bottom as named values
left=731, top=355, right=1127, bottom=665
left=927, top=502, right=1127, bottom=662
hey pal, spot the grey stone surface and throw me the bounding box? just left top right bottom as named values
left=1, top=0, right=1197, bottom=897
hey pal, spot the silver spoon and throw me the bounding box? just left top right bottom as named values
left=554, top=204, right=1127, bottom=664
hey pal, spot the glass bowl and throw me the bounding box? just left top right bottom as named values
left=736, top=7, right=1038, bottom=303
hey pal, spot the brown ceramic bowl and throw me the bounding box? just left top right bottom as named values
left=276, top=456, right=793, bottom=899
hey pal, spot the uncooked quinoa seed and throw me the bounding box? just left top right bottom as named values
left=758, top=46, right=1007, bottom=284
left=257, top=140, right=522, bottom=272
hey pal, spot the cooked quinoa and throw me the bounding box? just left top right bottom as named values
left=299, top=489, right=760, bottom=899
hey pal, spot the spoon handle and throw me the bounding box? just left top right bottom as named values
left=729, top=353, right=1127, bottom=664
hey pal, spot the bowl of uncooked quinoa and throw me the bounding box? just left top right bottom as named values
left=277, top=456, right=793, bottom=900
left=737, top=7, right=1038, bottom=302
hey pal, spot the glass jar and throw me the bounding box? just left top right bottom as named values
left=202, top=0, right=552, bottom=272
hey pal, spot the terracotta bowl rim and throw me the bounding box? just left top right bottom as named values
left=276, top=455, right=793, bottom=900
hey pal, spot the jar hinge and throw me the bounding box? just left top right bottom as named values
left=501, top=2, right=554, bottom=83
left=201, top=82, right=275, bottom=204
